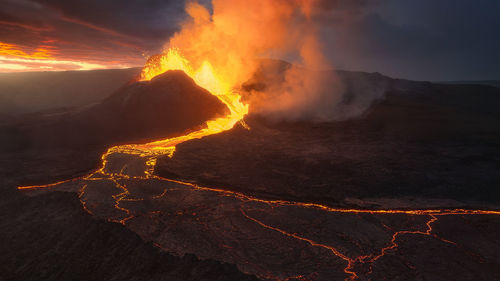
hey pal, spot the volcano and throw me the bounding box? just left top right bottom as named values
left=79, top=70, right=229, bottom=144
left=0, top=70, right=228, bottom=186
left=3, top=0, right=500, bottom=280
left=6, top=64, right=500, bottom=281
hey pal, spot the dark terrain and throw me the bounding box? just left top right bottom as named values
left=1, top=66, right=500, bottom=280
left=0, top=189, right=257, bottom=281
left=0, top=70, right=255, bottom=281
left=441, top=80, right=500, bottom=89
left=159, top=77, right=500, bottom=207
left=1, top=70, right=227, bottom=185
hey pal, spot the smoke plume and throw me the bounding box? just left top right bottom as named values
left=162, top=0, right=383, bottom=121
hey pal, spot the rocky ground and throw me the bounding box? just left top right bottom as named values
left=0, top=71, right=256, bottom=281
left=2, top=68, right=500, bottom=280
left=22, top=169, right=500, bottom=280
left=158, top=81, right=500, bottom=207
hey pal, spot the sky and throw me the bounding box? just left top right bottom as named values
left=0, top=0, right=499, bottom=81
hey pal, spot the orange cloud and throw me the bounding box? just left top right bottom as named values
left=0, top=42, right=56, bottom=60
left=0, top=40, right=144, bottom=72
left=0, top=42, right=138, bottom=72
left=0, top=55, right=133, bottom=72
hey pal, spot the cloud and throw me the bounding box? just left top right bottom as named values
left=0, top=0, right=186, bottom=71
left=317, top=0, right=500, bottom=80
left=0, top=0, right=498, bottom=79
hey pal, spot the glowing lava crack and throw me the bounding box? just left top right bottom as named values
left=18, top=49, right=500, bottom=280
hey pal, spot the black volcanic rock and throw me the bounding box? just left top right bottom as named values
left=3, top=67, right=500, bottom=281
left=157, top=75, right=500, bottom=206
left=0, top=182, right=258, bottom=281
left=17, top=68, right=500, bottom=280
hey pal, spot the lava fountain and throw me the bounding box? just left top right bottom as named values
left=117, top=0, right=334, bottom=158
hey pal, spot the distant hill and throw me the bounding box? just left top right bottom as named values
left=439, top=80, right=500, bottom=88
left=0, top=68, right=141, bottom=115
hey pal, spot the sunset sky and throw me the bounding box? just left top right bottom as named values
left=0, top=0, right=186, bottom=72
left=1, top=0, right=499, bottom=81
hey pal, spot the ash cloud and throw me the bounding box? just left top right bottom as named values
left=158, top=0, right=363, bottom=122
left=235, top=0, right=387, bottom=122
left=242, top=60, right=388, bottom=122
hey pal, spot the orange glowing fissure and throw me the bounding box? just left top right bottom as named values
left=17, top=48, right=500, bottom=281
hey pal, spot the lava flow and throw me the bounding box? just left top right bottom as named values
left=15, top=0, right=500, bottom=279
left=16, top=47, right=500, bottom=281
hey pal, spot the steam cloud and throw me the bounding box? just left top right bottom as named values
left=165, top=0, right=384, bottom=121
